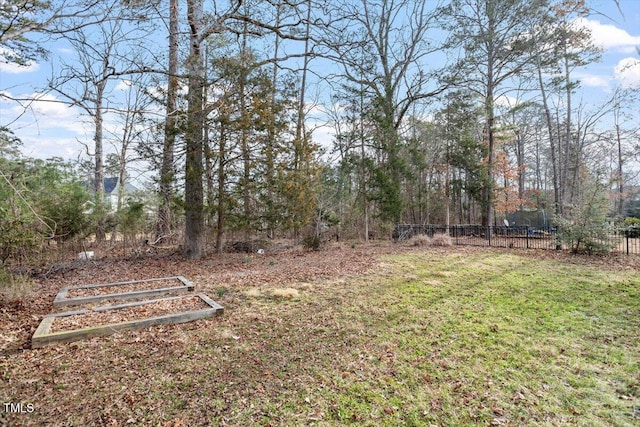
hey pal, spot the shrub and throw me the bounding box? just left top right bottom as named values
left=556, top=217, right=612, bottom=254
left=407, top=233, right=452, bottom=247
left=555, top=176, right=611, bottom=254
left=119, top=200, right=147, bottom=244
left=302, top=235, right=321, bottom=251
left=431, top=233, right=453, bottom=247
left=1, top=156, right=91, bottom=263
left=408, top=235, right=431, bottom=247
left=0, top=207, right=44, bottom=264
left=0, top=265, right=33, bottom=300
left=41, top=182, right=91, bottom=242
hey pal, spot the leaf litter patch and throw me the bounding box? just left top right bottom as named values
left=32, top=293, right=223, bottom=348
left=51, top=295, right=210, bottom=332
left=34, top=276, right=222, bottom=349
left=53, top=276, right=195, bottom=308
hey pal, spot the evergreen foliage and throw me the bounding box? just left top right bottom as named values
left=555, top=172, right=612, bottom=254
left=2, top=0, right=637, bottom=253
left=0, top=134, right=90, bottom=263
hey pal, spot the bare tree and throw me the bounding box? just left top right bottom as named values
left=1, top=0, right=106, bottom=66
left=444, top=0, right=538, bottom=227
left=609, top=88, right=640, bottom=218
left=156, top=0, right=180, bottom=242
left=47, top=3, right=155, bottom=242
left=322, top=0, right=447, bottom=225
left=108, top=74, right=152, bottom=212
left=527, top=0, right=601, bottom=218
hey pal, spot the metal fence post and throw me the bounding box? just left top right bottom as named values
left=627, top=229, right=629, bottom=255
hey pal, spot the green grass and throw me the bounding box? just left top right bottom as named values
left=1, top=250, right=638, bottom=426
left=317, top=252, right=640, bottom=426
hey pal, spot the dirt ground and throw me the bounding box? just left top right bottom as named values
left=2, top=241, right=411, bottom=354
left=1, top=241, right=638, bottom=425
left=2, top=240, right=639, bottom=355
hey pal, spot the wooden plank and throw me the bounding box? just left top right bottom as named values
left=32, top=294, right=223, bottom=349
left=52, top=276, right=195, bottom=308
left=32, top=316, right=55, bottom=338
left=199, top=294, right=225, bottom=313
left=53, top=287, right=192, bottom=308
left=91, top=294, right=188, bottom=312
left=71, top=276, right=185, bottom=290
left=52, top=287, right=70, bottom=306
left=176, top=276, right=194, bottom=287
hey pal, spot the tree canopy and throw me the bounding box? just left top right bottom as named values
left=1, top=0, right=638, bottom=260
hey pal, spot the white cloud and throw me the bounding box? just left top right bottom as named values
left=18, top=134, right=84, bottom=160
left=573, top=18, right=640, bottom=53
left=4, top=92, right=81, bottom=126
left=575, top=73, right=611, bottom=90
left=0, top=48, right=40, bottom=74
left=146, top=85, right=165, bottom=100
left=56, top=47, right=74, bottom=56
left=0, top=61, right=40, bottom=74
left=495, top=95, right=520, bottom=108
left=31, top=93, right=78, bottom=117
left=2, top=91, right=77, bottom=121
left=614, top=57, right=640, bottom=89
left=115, top=80, right=133, bottom=91
left=1, top=91, right=88, bottom=157
left=310, top=122, right=334, bottom=145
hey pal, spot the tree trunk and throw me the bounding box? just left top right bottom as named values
left=358, top=54, right=368, bottom=241
left=184, top=0, right=205, bottom=259
left=615, top=122, right=624, bottom=217
left=94, top=81, right=106, bottom=243
left=484, top=103, right=495, bottom=228
left=562, top=51, right=574, bottom=208
left=156, top=0, right=179, bottom=242
left=266, top=2, right=281, bottom=238
left=117, top=95, right=134, bottom=213
left=515, top=129, right=525, bottom=209
left=240, top=16, right=251, bottom=243
left=533, top=42, right=562, bottom=217
left=216, top=125, right=226, bottom=254
left=482, top=8, right=496, bottom=229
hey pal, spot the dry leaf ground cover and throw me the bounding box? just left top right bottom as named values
left=64, top=278, right=190, bottom=299
left=50, top=295, right=210, bottom=333
left=1, top=243, right=639, bottom=426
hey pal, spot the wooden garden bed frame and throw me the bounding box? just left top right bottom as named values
left=32, top=293, right=223, bottom=348
left=52, top=276, right=195, bottom=308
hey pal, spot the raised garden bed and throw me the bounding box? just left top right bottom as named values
left=32, top=293, right=223, bottom=348
left=53, top=276, right=195, bottom=308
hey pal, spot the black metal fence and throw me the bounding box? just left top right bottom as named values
left=393, top=224, right=640, bottom=255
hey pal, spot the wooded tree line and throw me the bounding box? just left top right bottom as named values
left=1, top=0, right=638, bottom=261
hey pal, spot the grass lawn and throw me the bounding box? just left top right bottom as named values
left=1, top=247, right=639, bottom=426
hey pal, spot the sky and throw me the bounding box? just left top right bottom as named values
left=0, top=0, right=639, bottom=174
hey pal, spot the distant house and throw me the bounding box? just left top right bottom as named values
left=83, top=177, right=140, bottom=213
left=104, top=177, right=140, bottom=211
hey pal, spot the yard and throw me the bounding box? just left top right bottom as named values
left=1, top=243, right=639, bottom=426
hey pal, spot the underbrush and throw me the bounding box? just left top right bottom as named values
left=407, top=232, right=453, bottom=247
left=0, top=265, right=33, bottom=300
